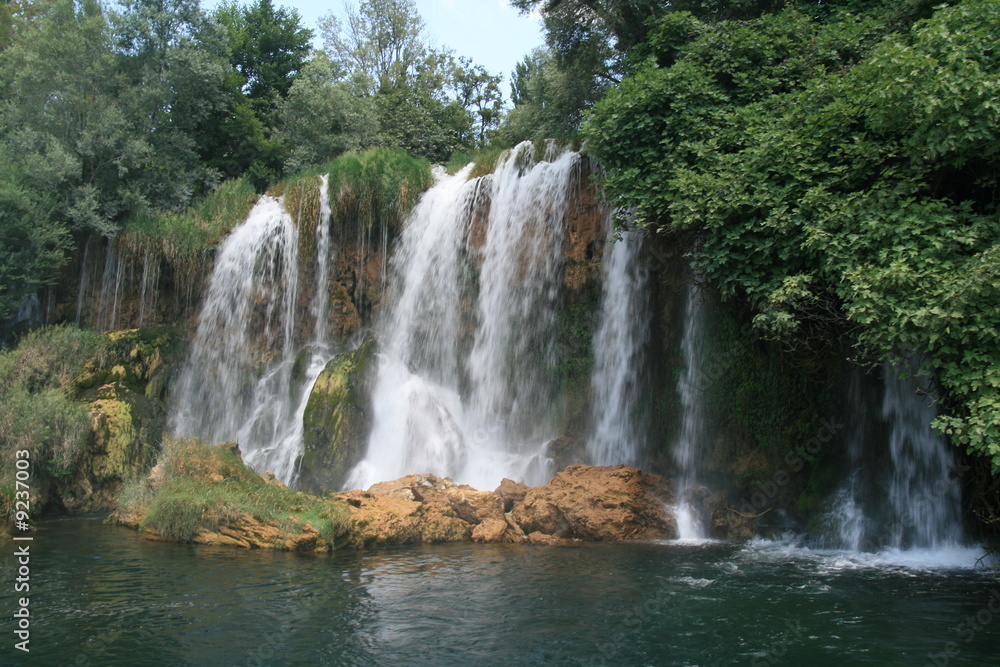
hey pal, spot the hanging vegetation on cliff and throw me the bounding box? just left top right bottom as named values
left=584, top=0, right=1000, bottom=470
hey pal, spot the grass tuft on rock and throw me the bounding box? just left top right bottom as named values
left=117, top=436, right=352, bottom=549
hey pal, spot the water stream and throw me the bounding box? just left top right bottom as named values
left=347, top=144, right=585, bottom=491
left=169, top=177, right=335, bottom=485
left=586, top=228, right=649, bottom=467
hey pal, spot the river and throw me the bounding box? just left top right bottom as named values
left=3, top=516, right=997, bottom=666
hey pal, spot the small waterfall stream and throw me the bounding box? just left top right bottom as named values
left=169, top=177, right=334, bottom=485
left=672, top=283, right=709, bottom=540
left=586, top=228, right=649, bottom=466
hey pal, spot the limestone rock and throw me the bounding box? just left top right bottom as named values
left=494, top=478, right=530, bottom=512
left=472, top=517, right=517, bottom=543
left=511, top=464, right=676, bottom=541
left=334, top=487, right=471, bottom=548
left=298, top=337, right=376, bottom=494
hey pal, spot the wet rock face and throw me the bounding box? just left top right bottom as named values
left=298, top=337, right=376, bottom=494
left=335, top=465, right=677, bottom=548
left=510, top=464, right=677, bottom=541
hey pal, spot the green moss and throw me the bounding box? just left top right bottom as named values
left=132, top=437, right=352, bottom=547
left=299, top=337, right=376, bottom=493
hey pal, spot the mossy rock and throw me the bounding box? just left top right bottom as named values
left=72, top=326, right=184, bottom=399
left=58, top=382, right=164, bottom=512
left=298, top=336, right=376, bottom=494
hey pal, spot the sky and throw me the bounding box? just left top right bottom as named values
left=263, top=0, right=545, bottom=84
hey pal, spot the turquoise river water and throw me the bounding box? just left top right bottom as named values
left=2, top=516, right=998, bottom=666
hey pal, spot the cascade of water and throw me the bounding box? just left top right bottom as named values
left=137, top=246, right=160, bottom=327
left=169, top=194, right=304, bottom=483
left=347, top=144, right=581, bottom=491
left=96, top=239, right=124, bottom=331
left=586, top=228, right=649, bottom=466
left=346, top=164, right=477, bottom=489
left=882, top=361, right=962, bottom=550
left=251, top=174, right=340, bottom=485
left=673, top=283, right=709, bottom=540
left=818, top=362, right=962, bottom=551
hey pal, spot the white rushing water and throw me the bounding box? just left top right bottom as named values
left=346, top=143, right=584, bottom=491
left=882, top=361, right=963, bottom=549
left=818, top=360, right=964, bottom=554
left=587, top=228, right=649, bottom=466
left=672, top=283, right=710, bottom=540
left=170, top=177, right=335, bottom=485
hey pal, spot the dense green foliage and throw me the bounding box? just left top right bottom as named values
left=0, top=0, right=500, bottom=322
left=123, top=436, right=351, bottom=545
left=0, top=327, right=97, bottom=482
left=585, top=0, right=1000, bottom=469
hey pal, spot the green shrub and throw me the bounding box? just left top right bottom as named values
left=128, top=436, right=352, bottom=548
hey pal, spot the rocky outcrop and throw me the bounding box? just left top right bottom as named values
left=53, top=327, right=181, bottom=513
left=510, top=464, right=676, bottom=541
left=298, top=336, right=376, bottom=493
left=336, top=465, right=677, bottom=548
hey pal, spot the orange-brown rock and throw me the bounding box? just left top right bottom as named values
left=510, top=464, right=676, bottom=541
left=334, top=484, right=473, bottom=548
left=494, top=477, right=530, bottom=512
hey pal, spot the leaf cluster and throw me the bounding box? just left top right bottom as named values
left=585, top=1, right=1000, bottom=469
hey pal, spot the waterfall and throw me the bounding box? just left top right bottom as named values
left=346, top=143, right=582, bottom=491
left=170, top=177, right=335, bottom=485
left=137, top=246, right=160, bottom=327
left=820, top=361, right=962, bottom=551
left=882, top=361, right=963, bottom=549
left=586, top=228, right=649, bottom=466
left=673, top=283, right=709, bottom=540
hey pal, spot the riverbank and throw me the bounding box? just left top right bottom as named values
left=111, top=436, right=681, bottom=551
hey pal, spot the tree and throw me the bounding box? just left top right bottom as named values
left=213, top=0, right=312, bottom=188
left=320, top=0, right=425, bottom=96
left=319, top=0, right=502, bottom=161
left=111, top=0, right=231, bottom=210
left=499, top=46, right=599, bottom=143
left=510, top=0, right=664, bottom=54
left=0, top=0, right=147, bottom=235
left=276, top=53, right=378, bottom=172
left=215, top=0, right=312, bottom=118
left=0, top=167, right=69, bottom=322
left=454, top=59, right=504, bottom=147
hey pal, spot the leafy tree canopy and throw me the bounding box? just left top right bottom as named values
left=585, top=0, right=1000, bottom=469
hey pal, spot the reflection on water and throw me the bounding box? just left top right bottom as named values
left=2, top=516, right=998, bottom=666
